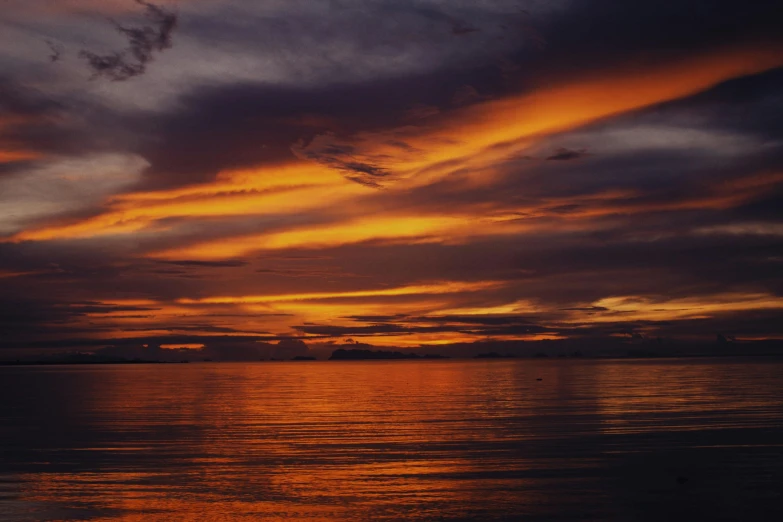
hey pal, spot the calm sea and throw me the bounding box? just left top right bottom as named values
left=1, top=358, right=782, bottom=521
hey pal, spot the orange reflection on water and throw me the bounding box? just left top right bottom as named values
left=3, top=359, right=783, bottom=521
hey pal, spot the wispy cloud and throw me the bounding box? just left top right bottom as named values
left=79, top=0, right=178, bottom=81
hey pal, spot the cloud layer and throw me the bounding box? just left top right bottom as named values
left=1, top=0, right=782, bottom=357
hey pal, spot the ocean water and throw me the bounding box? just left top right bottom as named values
left=1, top=358, right=781, bottom=521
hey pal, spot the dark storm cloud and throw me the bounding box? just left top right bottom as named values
left=79, top=0, right=178, bottom=81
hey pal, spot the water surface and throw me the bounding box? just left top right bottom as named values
left=1, top=358, right=782, bottom=521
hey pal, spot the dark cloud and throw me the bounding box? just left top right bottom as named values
left=343, top=314, right=545, bottom=327
left=293, top=323, right=412, bottom=337
left=449, top=20, right=479, bottom=36
left=294, top=314, right=557, bottom=339
left=141, top=0, right=781, bottom=189
left=45, top=40, right=63, bottom=63
left=398, top=5, right=480, bottom=36
left=648, top=67, right=783, bottom=141
left=0, top=296, right=161, bottom=351
left=158, top=260, right=248, bottom=268
left=0, top=78, right=64, bottom=165
left=0, top=76, right=131, bottom=179
left=79, top=0, right=178, bottom=81
left=129, top=64, right=511, bottom=188
left=291, top=306, right=783, bottom=346
left=97, top=2, right=543, bottom=189
left=291, top=137, right=394, bottom=188
left=451, top=84, right=488, bottom=106
left=546, top=148, right=589, bottom=161
left=523, top=0, right=783, bottom=77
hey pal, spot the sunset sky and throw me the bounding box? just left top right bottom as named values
left=2, top=0, right=782, bottom=358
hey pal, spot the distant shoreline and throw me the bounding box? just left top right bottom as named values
left=2, top=353, right=783, bottom=366
left=0, top=360, right=181, bottom=366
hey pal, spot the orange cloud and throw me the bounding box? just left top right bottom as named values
left=58, top=281, right=508, bottom=345
left=0, top=116, right=45, bottom=164
left=0, top=150, right=43, bottom=163
left=0, top=269, right=44, bottom=279
left=152, top=215, right=485, bottom=259
left=159, top=343, right=205, bottom=350
left=579, top=293, right=783, bottom=322
left=8, top=163, right=369, bottom=242
left=177, top=280, right=503, bottom=305
left=149, top=172, right=779, bottom=260
left=299, top=44, right=783, bottom=187
left=8, top=43, right=783, bottom=247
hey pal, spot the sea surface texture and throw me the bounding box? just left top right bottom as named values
left=1, top=358, right=782, bottom=521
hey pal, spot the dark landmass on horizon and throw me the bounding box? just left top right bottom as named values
left=3, top=337, right=782, bottom=365
left=329, top=348, right=449, bottom=360
left=0, top=360, right=175, bottom=366
left=0, top=352, right=181, bottom=366
left=475, top=352, right=521, bottom=358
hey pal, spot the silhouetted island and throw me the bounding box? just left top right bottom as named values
left=329, top=349, right=448, bottom=360
left=291, top=355, right=317, bottom=361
